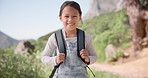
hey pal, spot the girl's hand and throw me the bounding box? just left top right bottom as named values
left=80, top=49, right=90, bottom=64
left=56, top=53, right=65, bottom=64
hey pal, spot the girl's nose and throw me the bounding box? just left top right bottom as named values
left=68, top=17, right=75, bottom=22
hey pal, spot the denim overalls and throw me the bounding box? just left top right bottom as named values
left=54, top=37, right=88, bottom=78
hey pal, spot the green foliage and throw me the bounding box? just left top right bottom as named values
left=115, top=50, right=124, bottom=58
left=80, top=10, right=132, bottom=62
left=0, top=48, right=51, bottom=78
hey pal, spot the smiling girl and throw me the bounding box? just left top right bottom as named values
left=41, top=1, right=97, bottom=78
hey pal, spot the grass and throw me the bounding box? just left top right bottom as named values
left=88, top=69, right=123, bottom=78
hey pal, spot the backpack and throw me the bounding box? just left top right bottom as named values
left=49, top=28, right=95, bottom=78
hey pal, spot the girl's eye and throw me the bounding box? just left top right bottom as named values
left=65, top=16, right=69, bottom=18
left=73, top=16, right=77, bottom=19
left=73, top=16, right=77, bottom=18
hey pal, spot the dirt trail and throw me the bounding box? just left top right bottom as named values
left=89, top=57, right=148, bottom=78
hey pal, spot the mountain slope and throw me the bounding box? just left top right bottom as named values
left=0, top=31, right=19, bottom=49
left=84, top=0, right=125, bottom=20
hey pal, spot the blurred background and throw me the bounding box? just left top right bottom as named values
left=1, top=0, right=148, bottom=78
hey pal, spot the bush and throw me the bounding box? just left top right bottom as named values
left=0, top=48, right=46, bottom=78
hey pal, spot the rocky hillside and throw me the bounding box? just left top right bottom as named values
left=0, top=31, right=19, bottom=49
left=84, top=0, right=125, bottom=20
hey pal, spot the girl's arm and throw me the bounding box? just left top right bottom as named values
left=85, top=33, right=97, bottom=64
left=41, top=33, right=57, bottom=67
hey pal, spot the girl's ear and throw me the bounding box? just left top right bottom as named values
left=59, top=16, right=62, bottom=21
left=79, top=16, right=83, bottom=23
left=79, top=15, right=82, bottom=21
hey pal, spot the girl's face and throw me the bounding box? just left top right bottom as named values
left=60, top=6, right=81, bottom=31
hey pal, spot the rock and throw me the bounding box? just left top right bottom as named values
left=116, top=0, right=125, bottom=11
left=139, top=38, right=148, bottom=48
left=84, top=0, right=125, bottom=20
left=14, top=40, right=35, bottom=54
left=139, top=48, right=148, bottom=57
left=105, top=44, right=117, bottom=58
left=123, top=52, right=130, bottom=58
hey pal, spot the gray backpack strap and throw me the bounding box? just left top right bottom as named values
left=77, top=29, right=86, bottom=63
left=77, top=29, right=95, bottom=77
left=55, top=29, right=66, bottom=54
left=49, top=29, right=66, bottom=78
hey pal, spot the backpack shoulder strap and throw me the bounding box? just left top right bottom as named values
left=77, top=28, right=85, bottom=63
left=55, top=29, right=66, bottom=54
left=77, top=29, right=95, bottom=77
left=77, top=28, right=85, bottom=50
left=49, top=29, right=66, bottom=78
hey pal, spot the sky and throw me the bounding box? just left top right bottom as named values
left=0, top=0, right=90, bottom=40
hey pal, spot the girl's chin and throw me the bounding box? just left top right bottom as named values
left=67, top=28, right=75, bottom=31
left=66, top=27, right=76, bottom=31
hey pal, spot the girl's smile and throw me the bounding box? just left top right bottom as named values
left=60, top=6, right=81, bottom=31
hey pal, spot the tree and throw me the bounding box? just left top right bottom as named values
left=126, top=0, right=148, bottom=51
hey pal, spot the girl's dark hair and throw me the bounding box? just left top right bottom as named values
left=59, top=1, right=82, bottom=16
